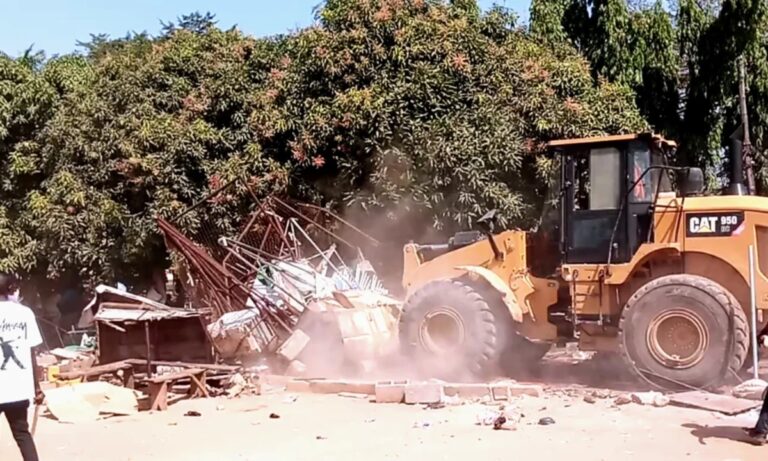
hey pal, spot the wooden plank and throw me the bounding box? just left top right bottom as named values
left=56, top=361, right=133, bottom=380
left=124, top=358, right=239, bottom=373
left=123, top=367, right=135, bottom=389
left=670, top=391, right=761, bottom=415
left=143, top=368, right=206, bottom=384
left=188, top=371, right=209, bottom=398
left=148, top=382, right=169, bottom=411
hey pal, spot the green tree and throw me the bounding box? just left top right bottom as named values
left=0, top=2, right=647, bottom=286
left=257, top=0, right=645, bottom=237
left=532, top=0, right=768, bottom=190
left=4, top=27, right=289, bottom=285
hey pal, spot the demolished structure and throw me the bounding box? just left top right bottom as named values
left=77, top=285, right=213, bottom=365
left=156, top=181, right=402, bottom=376
left=37, top=180, right=402, bottom=417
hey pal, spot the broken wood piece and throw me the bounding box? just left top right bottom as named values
left=142, top=368, right=207, bottom=411
left=123, top=359, right=239, bottom=373
left=148, top=381, right=169, bottom=411
left=277, top=329, right=310, bottom=362
left=188, top=371, right=210, bottom=398
left=100, top=320, right=127, bottom=333
left=123, top=367, right=135, bottom=389
left=56, top=360, right=134, bottom=382
left=44, top=382, right=139, bottom=423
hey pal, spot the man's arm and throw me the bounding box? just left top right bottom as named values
left=26, top=308, right=45, bottom=404
left=758, top=321, right=768, bottom=349
left=31, top=347, right=43, bottom=403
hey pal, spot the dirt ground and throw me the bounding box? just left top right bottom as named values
left=0, top=385, right=764, bottom=461
left=3, top=352, right=766, bottom=461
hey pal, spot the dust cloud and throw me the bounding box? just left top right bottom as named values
left=289, top=183, right=636, bottom=389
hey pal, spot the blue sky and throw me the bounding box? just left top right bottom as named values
left=1, top=0, right=530, bottom=57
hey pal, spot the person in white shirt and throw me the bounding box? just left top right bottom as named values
left=744, top=324, right=768, bottom=446
left=0, top=273, right=42, bottom=461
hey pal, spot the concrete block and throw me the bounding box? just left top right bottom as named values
left=489, top=380, right=521, bottom=400
left=308, top=380, right=346, bottom=394
left=341, top=380, right=376, bottom=395
left=444, top=383, right=491, bottom=400
left=491, top=384, right=512, bottom=401
left=375, top=381, right=407, bottom=403
left=404, top=382, right=444, bottom=404
left=277, top=329, right=311, bottom=361
left=508, top=384, right=542, bottom=397
left=308, top=379, right=375, bottom=395
left=285, top=380, right=311, bottom=393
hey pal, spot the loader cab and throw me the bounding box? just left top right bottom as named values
left=547, top=133, right=674, bottom=265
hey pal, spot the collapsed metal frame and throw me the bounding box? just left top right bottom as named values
left=157, top=177, right=380, bottom=358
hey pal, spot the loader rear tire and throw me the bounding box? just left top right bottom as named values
left=399, top=280, right=509, bottom=380
left=619, top=274, right=749, bottom=390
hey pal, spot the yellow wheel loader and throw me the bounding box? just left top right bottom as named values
left=400, top=132, right=764, bottom=389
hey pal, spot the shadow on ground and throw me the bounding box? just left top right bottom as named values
left=682, top=423, right=757, bottom=446
left=509, top=351, right=644, bottom=392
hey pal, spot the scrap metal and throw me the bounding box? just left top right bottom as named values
left=157, top=179, right=395, bottom=368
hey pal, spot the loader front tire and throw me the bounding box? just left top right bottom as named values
left=619, top=274, right=749, bottom=390
left=399, top=280, right=509, bottom=380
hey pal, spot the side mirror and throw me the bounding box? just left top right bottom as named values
left=477, top=209, right=498, bottom=234
left=476, top=210, right=503, bottom=261
left=679, top=167, right=705, bottom=196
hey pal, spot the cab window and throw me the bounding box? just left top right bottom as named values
left=629, top=140, right=671, bottom=203
left=589, top=147, right=621, bottom=210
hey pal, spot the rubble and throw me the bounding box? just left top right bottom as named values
left=631, top=391, right=670, bottom=407
left=44, top=382, right=139, bottom=423
left=36, top=191, right=398, bottom=419
left=538, top=416, right=556, bottom=426
left=614, top=394, right=633, bottom=406
left=157, top=192, right=401, bottom=376
left=591, top=389, right=613, bottom=399
left=225, top=373, right=249, bottom=398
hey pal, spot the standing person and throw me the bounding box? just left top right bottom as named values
left=0, top=273, right=43, bottom=461
left=746, top=322, right=768, bottom=446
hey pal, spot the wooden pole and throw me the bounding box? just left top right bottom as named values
left=144, top=321, right=152, bottom=378
left=738, top=57, right=756, bottom=195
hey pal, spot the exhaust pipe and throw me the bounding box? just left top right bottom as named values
left=728, top=126, right=748, bottom=196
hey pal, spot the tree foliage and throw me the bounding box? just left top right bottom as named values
left=530, top=0, right=768, bottom=188
left=0, top=3, right=646, bottom=287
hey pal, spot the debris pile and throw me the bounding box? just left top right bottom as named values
left=36, top=354, right=254, bottom=421
left=157, top=190, right=401, bottom=376
left=29, top=184, right=405, bottom=420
